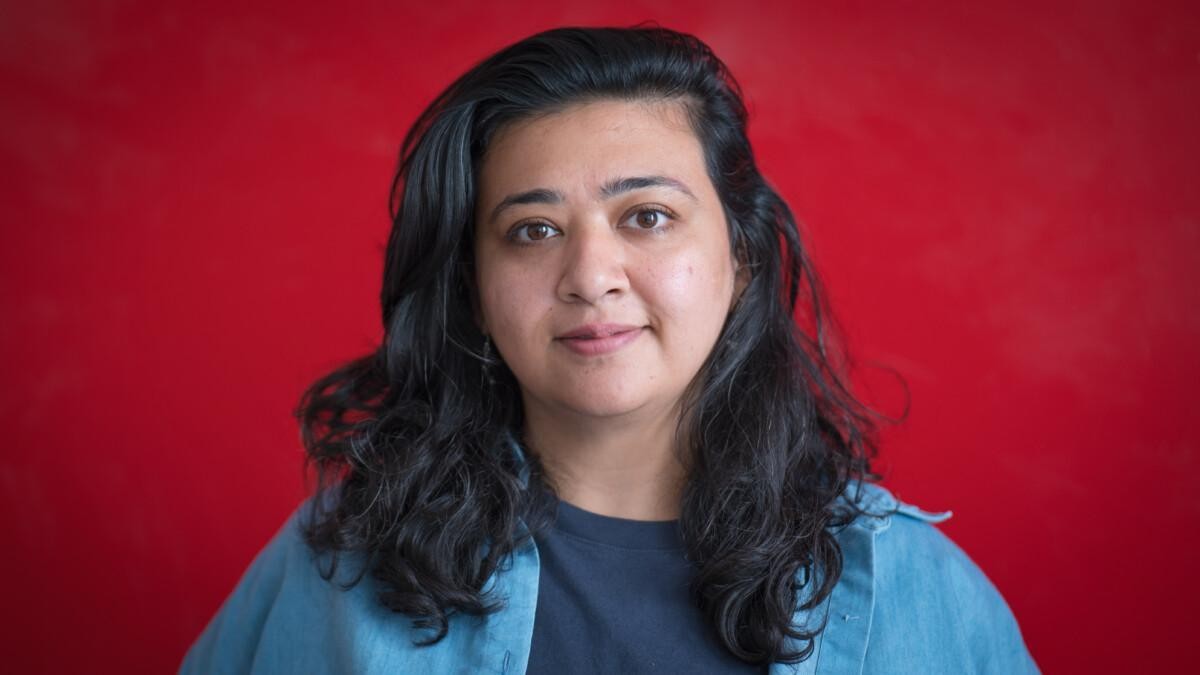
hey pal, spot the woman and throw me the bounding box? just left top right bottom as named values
left=182, top=26, right=1038, bottom=674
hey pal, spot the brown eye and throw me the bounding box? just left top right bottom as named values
left=634, top=210, right=660, bottom=229
left=624, top=206, right=675, bottom=232
left=509, top=221, right=562, bottom=244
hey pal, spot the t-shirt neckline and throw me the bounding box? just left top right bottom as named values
left=551, top=498, right=684, bottom=551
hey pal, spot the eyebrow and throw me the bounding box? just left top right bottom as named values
left=487, top=175, right=698, bottom=224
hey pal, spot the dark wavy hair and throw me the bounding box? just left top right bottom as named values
left=296, top=25, right=882, bottom=665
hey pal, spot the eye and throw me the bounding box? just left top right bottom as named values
left=624, top=206, right=675, bottom=231
left=508, top=221, right=562, bottom=244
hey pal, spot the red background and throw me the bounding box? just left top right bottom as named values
left=3, top=2, right=1198, bottom=673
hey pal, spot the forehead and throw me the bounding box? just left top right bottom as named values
left=477, top=99, right=708, bottom=198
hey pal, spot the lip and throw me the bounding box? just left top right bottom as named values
left=556, top=323, right=644, bottom=356
left=558, top=323, right=642, bottom=339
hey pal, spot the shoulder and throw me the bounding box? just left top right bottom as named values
left=180, top=496, right=539, bottom=674
left=841, top=482, right=1005, bottom=624
left=179, top=500, right=422, bottom=674
left=180, top=505, right=305, bottom=673
left=786, top=482, right=1040, bottom=674
left=836, top=482, right=999, bottom=587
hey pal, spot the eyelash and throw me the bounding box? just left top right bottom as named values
left=506, top=205, right=677, bottom=245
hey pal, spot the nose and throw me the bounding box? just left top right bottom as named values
left=556, top=220, right=629, bottom=305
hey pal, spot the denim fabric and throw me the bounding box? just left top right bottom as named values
left=182, top=481, right=1039, bottom=674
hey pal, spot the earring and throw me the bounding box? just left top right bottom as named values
left=481, top=335, right=496, bottom=387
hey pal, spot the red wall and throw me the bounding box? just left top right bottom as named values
left=3, top=2, right=1197, bottom=672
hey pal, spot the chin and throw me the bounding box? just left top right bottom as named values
left=566, top=400, right=648, bottom=419
left=554, top=384, right=657, bottom=419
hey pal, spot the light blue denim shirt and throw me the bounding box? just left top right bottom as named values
left=182, top=475, right=1039, bottom=674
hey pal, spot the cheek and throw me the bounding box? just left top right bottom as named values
left=646, top=249, right=733, bottom=321
left=479, top=263, right=545, bottom=342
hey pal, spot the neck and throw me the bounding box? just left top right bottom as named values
left=520, top=397, right=688, bottom=521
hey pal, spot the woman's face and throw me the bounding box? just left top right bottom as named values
left=473, top=99, right=743, bottom=423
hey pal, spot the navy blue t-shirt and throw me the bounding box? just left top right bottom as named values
left=525, top=497, right=763, bottom=674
